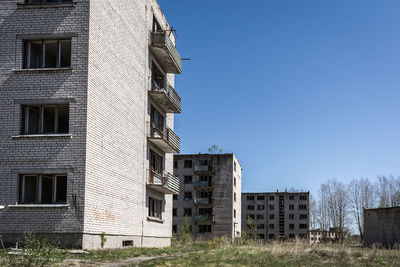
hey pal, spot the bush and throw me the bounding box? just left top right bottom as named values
left=172, top=217, right=192, bottom=246
left=207, top=237, right=230, bottom=250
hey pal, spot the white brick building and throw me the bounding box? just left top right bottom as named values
left=0, top=0, right=182, bottom=249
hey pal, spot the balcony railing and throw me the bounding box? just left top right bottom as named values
left=194, top=181, right=213, bottom=188
left=148, top=123, right=180, bottom=153
left=195, top=214, right=215, bottom=222
left=194, top=197, right=213, bottom=205
left=194, top=165, right=214, bottom=174
left=149, top=83, right=181, bottom=113
left=150, top=31, right=182, bottom=74
left=147, top=170, right=179, bottom=195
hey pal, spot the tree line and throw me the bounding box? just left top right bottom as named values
left=309, top=176, right=400, bottom=241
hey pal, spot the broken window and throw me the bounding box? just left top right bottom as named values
left=247, top=195, right=255, bottom=200
left=184, top=191, right=192, bottom=200
left=19, top=174, right=67, bottom=204
left=257, top=195, right=265, bottom=201
left=148, top=197, right=162, bottom=219
left=24, top=39, right=71, bottom=69
left=149, top=149, right=164, bottom=174
left=198, top=225, right=211, bottom=233
left=150, top=105, right=164, bottom=132
left=152, top=63, right=165, bottom=90
left=22, top=104, right=69, bottom=135
left=184, top=176, right=192, bottom=184
left=173, top=208, right=177, bottom=217
left=183, top=160, right=192, bottom=168
left=183, top=208, right=192, bottom=217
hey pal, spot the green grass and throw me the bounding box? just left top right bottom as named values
left=140, top=243, right=400, bottom=267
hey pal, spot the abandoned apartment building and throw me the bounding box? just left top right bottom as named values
left=172, top=154, right=242, bottom=240
left=241, top=192, right=309, bottom=241
left=363, top=207, right=400, bottom=247
left=0, top=0, right=183, bottom=249
left=309, top=228, right=343, bottom=244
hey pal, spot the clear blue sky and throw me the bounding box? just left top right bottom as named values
left=159, top=0, right=400, bottom=196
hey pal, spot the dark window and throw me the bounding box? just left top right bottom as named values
left=173, top=194, right=178, bottom=200
left=247, top=214, right=255, bottom=220
left=174, top=160, right=178, bottom=168
left=149, top=149, right=164, bottom=174
left=198, top=191, right=210, bottom=199
left=19, top=174, right=67, bottom=204
left=234, top=209, right=236, bottom=218
left=234, top=162, right=236, bottom=172
left=300, top=195, right=307, bottom=201
left=269, top=195, right=275, bottom=201
left=184, top=176, right=192, bottom=184
left=25, top=0, right=73, bottom=3
left=152, top=62, right=165, bottom=90
left=299, top=205, right=307, bottom=210
left=269, top=234, right=275, bottom=239
left=257, top=214, right=264, bottom=220
left=300, top=214, right=308, bottom=219
left=198, top=224, right=211, bottom=233
left=23, top=39, right=71, bottom=69
left=269, top=214, right=274, bottom=220
left=150, top=105, right=164, bottom=132
left=257, top=195, right=265, bottom=201
left=199, top=208, right=212, bottom=215
left=152, top=16, right=162, bottom=32
left=299, top=224, right=308, bottom=229
left=184, top=160, right=192, bottom=168
left=184, top=191, right=192, bottom=200
left=269, top=205, right=274, bottom=210
left=257, top=205, right=265, bottom=210
left=148, top=197, right=162, bottom=219
left=257, top=224, right=265, bottom=229
left=122, top=240, right=133, bottom=247
left=247, top=205, right=254, bottom=210
left=199, top=159, right=209, bottom=166
left=234, top=178, right=236, bottom=187
left=183, top=208, right=192, bottom=217
left=22, top=104, right=69, bottom=135
left=269, top=224, right=274, bottom=229
left=289, top=214, right=294, bottom=220
left=173, top=208, right=177, bottom=217
left=289, top=205, right=294, bottom=210
left=247, top=195, right=255, bottom=200
left=289, top=195, right=294, bottom=200
left=234, top=193, right=236, bottom=202
left=172, top=225, right=177, bottom=233
left=289, top=224, right=295, bottom=230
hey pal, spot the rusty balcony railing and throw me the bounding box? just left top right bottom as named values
left=147, top=170, right=179, bottom=195
left=194, top=165, right=214, bottom=174
left=194, top=214, right=215, bottom=222
left=149, top=82, right=181, bottom=113
left=150, top=31, right=182, bottom=74
left=148, top=123, right=180, bottom=153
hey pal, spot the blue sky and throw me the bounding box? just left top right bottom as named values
left=159, top=0, right=400, bottom=196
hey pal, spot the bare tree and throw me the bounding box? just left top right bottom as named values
left=349, top=178, right=375, bottom=241
left=309, top=194, right=318, bottom=230
left=376, top=176, right=400, bottom=207
left=317, top=184, right=330, bottom=231
left=208, top=145, right=222, bottom=154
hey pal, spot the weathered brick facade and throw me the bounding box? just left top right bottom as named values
left=173, top=154, right=242, bottom=241
left=0, top=0, right=181, bottom=249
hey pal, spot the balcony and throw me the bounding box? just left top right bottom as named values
left=147, top=170, right=179, bottom=195
left=194, top=198, right=213, bottom=206
left=194, top=165, right=214, bottom=174
left=194, top=181, right=213, bottom=188
left=150, top=31, right=182, bottom=74
left=149, top=83, right=181, bottom=113
left=195, top=214, right=215, bottom=223
left=148, top=123, right=180, bottom=153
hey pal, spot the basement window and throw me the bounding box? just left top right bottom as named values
left=19, top=174, right=67, bottom=204
left=198, top=225, right=211, bottom=233
left=122, top=240, right=133, bottom=247
left=148, top=197, right=162, bottom=219
left=23, top=39, right=71, bottom=69
left=21, top=104, right=69, bottom=135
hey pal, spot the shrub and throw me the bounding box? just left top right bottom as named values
left=100, top=232, right=107, bottom=249
left=172, top=217, right=192, bottom=246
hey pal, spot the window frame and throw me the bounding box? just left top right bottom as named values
left=23, top=39, right=71, bottom=69
left=19, top=174, right=67, bottom=204
left=148, top=196, right=162, bottom=219
left=21, top=104, right=69, bottom=135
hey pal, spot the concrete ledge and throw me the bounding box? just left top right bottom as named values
left=12, top=134, right=72, bottom=138
left=147, top=216, right=164, bottom=223
left=8, top=204, right=70, bottom=208
left=12, top=68, right=74, bottom=73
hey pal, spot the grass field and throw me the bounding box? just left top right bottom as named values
left=1, top=240, right=400, bottom=266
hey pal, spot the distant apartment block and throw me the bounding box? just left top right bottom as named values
left=0, top=0, right=182, bottom=249
left=173, top=154, right=242, bottom=240
left=241, top=192, right=309, bottom=241
left=363, top=207, right=400, bottom=247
